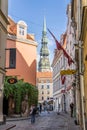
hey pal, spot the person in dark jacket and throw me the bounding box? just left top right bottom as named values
left=30, top=105, right=37, bottom=124
left=70, top=102, right=74, bottom=117
left=39, top=104, right=42, bottom=113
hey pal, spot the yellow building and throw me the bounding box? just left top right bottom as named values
left=0, top=0, right=9, bottom=123
left=71, top=1, right=86, bottom=129
left=71, top=0, right=87, bottom=129
left=71, top=0, right=82, bottom=125
left=81, top=1, right=87, bottom=129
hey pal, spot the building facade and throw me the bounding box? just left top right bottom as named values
left=52, top=4, right=76, bottom=114
left=80, top=1, right=87, bottom=129
left=52, top=49, right=65, bottom=112
left=71, top=0, right=86, bottom=129
left=6, top=17, right=37, bottom=86
left=37, top=72, right=53, bottom=103
left=0, top=0, right=9, bottom=123
left=52, top=34, right=68, bottom=112
left=65, top=4, right=75, bottom=113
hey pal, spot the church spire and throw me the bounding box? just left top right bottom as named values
left=38, top=17, right=51, bottom=72
left=43, top=16, right=46, bottom=33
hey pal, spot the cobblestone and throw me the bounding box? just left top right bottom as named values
left=0, top=111, right=82, bottom=130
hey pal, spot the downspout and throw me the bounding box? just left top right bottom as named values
left=77, top=0, right=85, bottom=129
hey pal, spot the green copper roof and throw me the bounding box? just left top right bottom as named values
left=40, top=46, right=49, bottom=56
left=38, top=17, right=51, bottom=72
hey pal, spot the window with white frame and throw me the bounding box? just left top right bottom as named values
left=19, top=25, right=25, bottom=35
left=41, top=85, right=44, bottom=89
left=47, top=85, right=50, bottom=89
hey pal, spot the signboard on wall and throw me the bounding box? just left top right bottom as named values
left=7, top=78, right=17, bottom=84
left=60, top=69, right=76, bottom=75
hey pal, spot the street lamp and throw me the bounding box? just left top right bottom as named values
left=74, top=43, right=84, bottom=48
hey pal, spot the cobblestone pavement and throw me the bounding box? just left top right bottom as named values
left=4, top=111, right=82, bottom=130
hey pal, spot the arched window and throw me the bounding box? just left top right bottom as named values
left=17, top=20, right=27, bottom=39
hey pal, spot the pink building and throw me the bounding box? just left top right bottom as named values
left=6, top=17, right=37, bottom=86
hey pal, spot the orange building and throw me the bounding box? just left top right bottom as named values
left=6, top=17, right=37, bottom=85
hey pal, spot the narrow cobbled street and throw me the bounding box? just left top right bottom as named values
left=5, top=111, right=81, bottom=130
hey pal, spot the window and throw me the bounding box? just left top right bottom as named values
left=47, top=91, right=50, bottom=94
left=47, top=85, right=50, bottom=89
left=46, top=80, right=50, bottom=83
left=47, top=97, right=49, bottom=100
left=42, top=96, right=44, bottom=100
left=42, top=91, right=44, bottom=94
left=9, top=48, right=16, bottom=68
left=61, top=57, right=62, bottom=66
left=41, top=85, right=44, bottom=89
left=19, top=26, right=25, bottom=35
left=41, top=80, right=44, bottom=83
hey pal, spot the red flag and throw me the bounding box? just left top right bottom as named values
left=48, top=29, right=74, bottom=66
left=48, top=29, right=63, bottom=50
left=63, top=49, right=74, bottom=66
left=61, top=75, right=66, bottom=84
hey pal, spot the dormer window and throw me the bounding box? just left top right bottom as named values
left=17, top=20, right=27, bottom=39
left=19, top=25, right=25, bottom=35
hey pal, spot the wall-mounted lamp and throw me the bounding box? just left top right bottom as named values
left=74, top=44, right=84, bottom=49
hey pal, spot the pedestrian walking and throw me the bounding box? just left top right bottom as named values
left=30, top=104, right=37, bottom=124
left=70, top=102, right=74, bottom=117
left=43, top=105, right=46, bottom=112
left=46, top=104, right=50, bottom=114
left=39, top=104, right=42, bottom=113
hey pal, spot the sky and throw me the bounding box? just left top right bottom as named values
left=8, top=0, right=70, bottom=66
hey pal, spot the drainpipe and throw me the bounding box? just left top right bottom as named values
left=79, top=41, right=85, bottom=130
left=77, top=0, right=85, bottom=129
